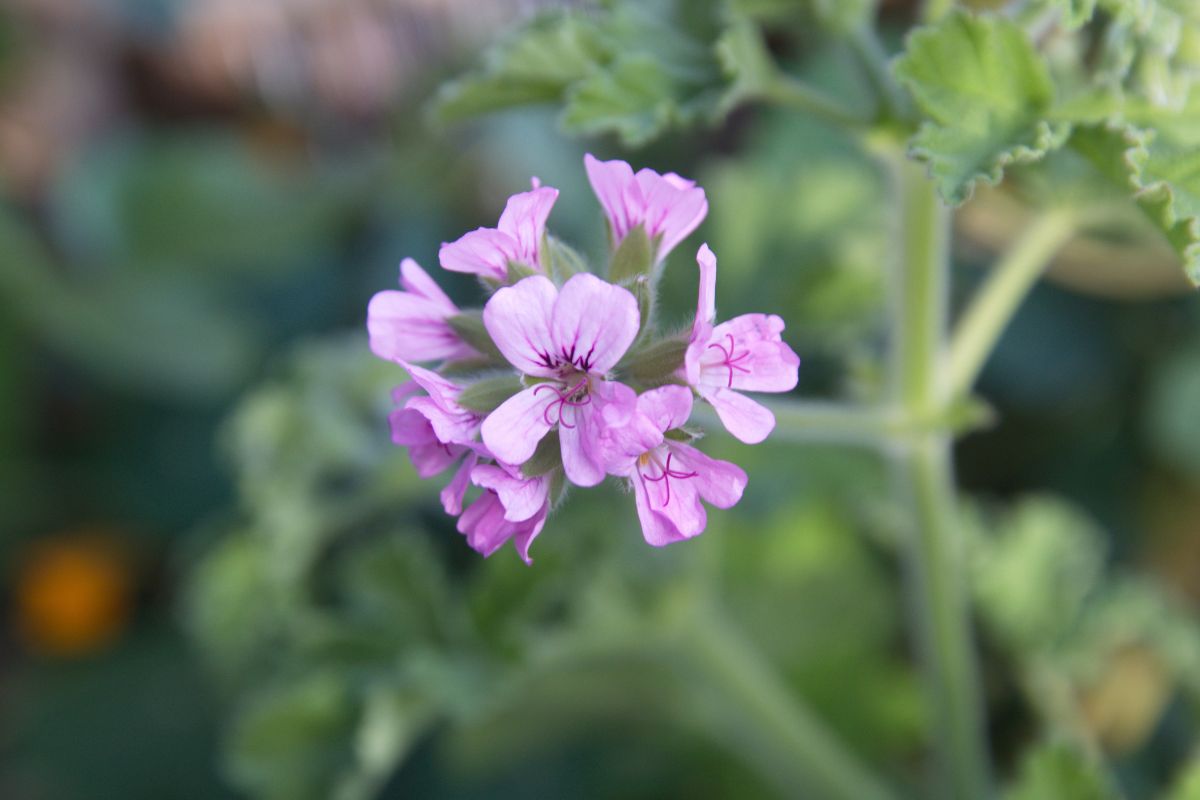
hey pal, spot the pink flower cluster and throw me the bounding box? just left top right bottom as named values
left=367, top=155, right=799, bottom=563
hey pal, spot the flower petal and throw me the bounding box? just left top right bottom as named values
left=439, top=228, right=518, bottom=281
left=406, top=395, right=479, bottom=446
left=480, top=385, right=556, bottom=466
left=550, top=273, right=639, bottom=374
left=633, top=468, right=706, bottom=545
left=457, top=491, right=510, bottom=558
left=471, top=464, right=548, bottom=523
left=511, top=504, right=548, bottom=565
left=399, top=258, right=457, bottom=314
left=636, top=170, right=707, bottom=263
left=440, top=452, right=477, bottom=515
left=496, top=186, right=558, bottom=268
left=692, top=244, right=718, bottom=338
left=710, top=314, right=800, bottom=393
left=483, top=275, right=558, bottom=377
left=584, top=153, right=638, bottom=242
left=704, top=387, right=776, bottom=444
left=559, top=408, right=606, bottom=487
left=636, top=385, right=693, bottom=434
left=367, top=290, right=468, bottom=363
left=671, top=443, right=747, bottom=509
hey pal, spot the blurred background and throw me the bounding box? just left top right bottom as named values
left=2, top=0, right=1200, bottom=798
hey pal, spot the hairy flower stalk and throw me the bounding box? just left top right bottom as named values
left=367, top=155, right=800, bottom=562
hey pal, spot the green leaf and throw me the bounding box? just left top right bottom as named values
left=1071, top=122, right=1200, bottom=284
left=970, top=497, right=1106, bottom=653
left=894, top=11, right=1070, bottom=204
left=225, top=673, right=357, bottom=800
left=728, top=0, right=879, bottom=33
left=432, top=0, right=733, bottom=147
left=457, top=374, right=523, bottom=414
left=1039, top=0, right=1099, bottom=30
left=562, top=56, right=677, bottom=146
left=431, top=11, right=608, bottom=125
left=1003, top=742, right=1118, bottom=800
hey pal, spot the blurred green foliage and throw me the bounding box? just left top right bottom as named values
left=4, top=0, right=1200, bottom=798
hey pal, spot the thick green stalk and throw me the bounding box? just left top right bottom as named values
left=686, top=607, right=898, bottom=800
left=696, top=398, right=901, bottom=449
left=889, top=158, right=992, bottom=798
left=947, top=210, right=1077, bottom=398
left=768, top=76, right=875, bottom=129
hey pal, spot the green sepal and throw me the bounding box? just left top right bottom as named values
left=546, top=235, right=589, bottom=282
left=439, top=357, right=499, bottom=377
left=521, top=431, right=562, bottom=477
left=621, top=337, right=689, bottom=385
left=608, top=224, right=654, bottom=284
left=456, top=374, right=524, bottom=414
left=630, top=275, right=656, bottom=338
left=447, top=311, right=504, bottom=362
left=506, top=260, right=540, bottom=283
left=664, top=426, right=701, bottom=443
left=548, top=469, right=568, bottom=510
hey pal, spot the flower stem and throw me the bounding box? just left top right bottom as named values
left=888, top=157, right=992, bottom=798
left=768, top=75, right=875, bottom=129
left=694, top=398, right=902, bottom=448
left=685, top=605, right=898, bottom=800
left=947, top=210, right=1077, bottom=399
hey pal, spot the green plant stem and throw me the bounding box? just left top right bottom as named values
left=768, top=75, right=875, bottom=129
left=694, top=398, right=901, bottom=448
left=889, top=157, right=992, bottom=799
left=894, top=437, right=990, bottom=799
left=849, top=27, right=913, bottom=125
left=893, top=160, right=949, bottom=414
left=686, top=605, right=898, bottom=800
left=947, top=210, right=1077, bottom=399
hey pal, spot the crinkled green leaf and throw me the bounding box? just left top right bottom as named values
left=1094, top=0, right=1200, bottom=107
left=1071, top=121, right=1200, bottom=284
left=1004, top=742, right=1118, bottom=800
left=225, top=673, right=358, bottom=800
left=970, top=497, right=1106, bottom=653
left=562, top=55, right=677, bottom=146
left=728, top=0, right=878, bottom=33
left=431, top=11, right=607, bottom=124
left=1038, top=0, right=1099, bottom=30
left=895, top=11, right=1070, bottom=204
left=432, top=0, right=734, bottom=147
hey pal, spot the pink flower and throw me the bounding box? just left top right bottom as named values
left=387, top=363, right=484, bottom=514
left=683, top=244, right=800, bottom=444
left=480, top=272, right=640, bottom=487
left=457, top=464, right=550, bottom=564
left=367, top=258, right=475, bottom=364
left=439, top=186, right=559, bottom=281
left=606, top=386, right=746, bottom=546
left=584, top=153, right=707, bottom=265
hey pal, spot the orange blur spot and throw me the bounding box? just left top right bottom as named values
left=15, top=534, right=133, bottom=658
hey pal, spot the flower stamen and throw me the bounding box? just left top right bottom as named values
left=637, top=450, right=698, bottom=508
left=706, top=333, right=752, bottom=388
